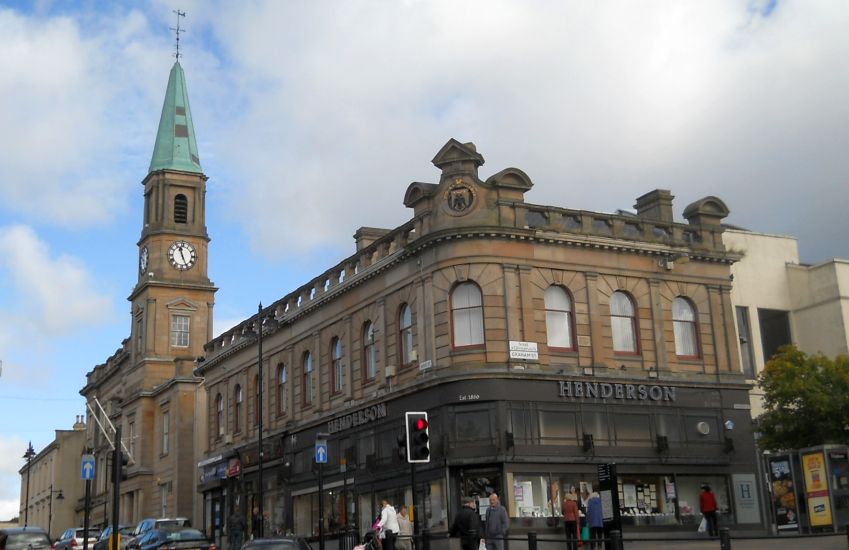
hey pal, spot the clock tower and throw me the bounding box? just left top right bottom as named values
left=129, top=60, right=217, bottom=365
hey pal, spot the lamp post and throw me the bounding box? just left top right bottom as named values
left=48, top=485, right=65, bottom=539
left=257, top=303, right=264, bottom=539
left=23, top=442, right=35, bottom=527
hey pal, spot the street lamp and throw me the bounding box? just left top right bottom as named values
left=23, top=442, right=35, bottom=527
left=48, top=485, right=65, bottom=539
left=257, top=303, right=265, bottom=539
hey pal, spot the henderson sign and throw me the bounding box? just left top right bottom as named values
left=558, top=380, right=677, bottom=402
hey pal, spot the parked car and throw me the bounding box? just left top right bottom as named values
left=132, top=528, right=213, bottom=550
left=0, top=527, right=52, bottom=550
left=126, top=521, right=190, bottom=550
left=241, top=538, right=311, bottom=550
left=53, top=529, right=102, bottom=550
left=93, top=525, right=134, bottom=550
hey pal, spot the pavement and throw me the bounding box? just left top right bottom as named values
left=618, top=533, right=847, bottom=549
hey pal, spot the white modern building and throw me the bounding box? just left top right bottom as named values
left=725, top=228, right=849, bottom=416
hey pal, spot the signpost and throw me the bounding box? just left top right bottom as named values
left=81, top=454, right=94, bottom=550
left=316, top=433, right=329, bottom=550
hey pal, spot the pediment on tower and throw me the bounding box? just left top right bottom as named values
left=166, top=297, right=200, bottom=311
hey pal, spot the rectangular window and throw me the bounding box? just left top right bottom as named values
left=171, top=315, right=190, bottom=347
left=539, top=410, right=577, bottom=445
left=757, top=308, right=792, bottom=364
left=162, top=411, right=170, bottom=455
left=735, top=306, right=756, bottom=378
left=160, top=484, right=168, bottom=517
left=129, top=421, right=136, bottom=458
left=613, top=413, right=651, bottom=447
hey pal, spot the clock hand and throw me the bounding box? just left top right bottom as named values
left=179, top=247, right=187, bottom=262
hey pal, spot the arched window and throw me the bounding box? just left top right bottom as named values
left=277, top=363, right=287, bottom=415
left=253, top=374, right=260, bottom=426
left=363, top=322, right=377, bottom=380
left=234, top=385, right=243, bottom=432
left=303, top=351, right=314, bottom=405
left=399, top=304, right=414, bottom=365
left=215, top=393, right=224, bottom=437
left=545, top=286, right=575, bottom=350
left=174, top=194, right=188, bottom=223
left=673, top=297, right=699, bottom=358
left=451, top=282, right=484, bottom=348
left=610, top=291, right=638, bottom=354
left=331, top=337, right=344, bottom=393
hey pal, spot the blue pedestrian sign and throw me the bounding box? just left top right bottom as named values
left=81, top=454, right=96, bottom=480
left=315, top=442, right=328, bottom=464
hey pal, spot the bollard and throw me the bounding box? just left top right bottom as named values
left=609, top=530, right=622, bottom=550
left=719, top=527, right=731, bottom=550
left=421, top=529, right=431, bottom=550
left=526, top=532, right=537, bottom=550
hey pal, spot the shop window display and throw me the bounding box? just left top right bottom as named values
left=617, top=475, right=677, bottom=526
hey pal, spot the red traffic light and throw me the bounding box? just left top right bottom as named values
left=416, top=418, right=428, bottom=430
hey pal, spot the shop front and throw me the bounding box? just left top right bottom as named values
left=259, top=375, right=765, bottom=537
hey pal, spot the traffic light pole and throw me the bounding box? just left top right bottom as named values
left=111, top=425, right=121, bottom=550
left=410, top=462, right=418, bottom=539
left=83, top=479, right=91, bottom=550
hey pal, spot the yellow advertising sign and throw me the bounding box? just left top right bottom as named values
left=802, top=452, right=833, bottom=527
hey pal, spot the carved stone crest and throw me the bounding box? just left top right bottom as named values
left=444, top=177, right=476, bottom=214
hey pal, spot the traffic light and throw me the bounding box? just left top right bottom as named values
left=405, top=411, right=430, bottom=463
left=396, top=432, right=408, bottom=462
left=112, top=451, right=129, bottom=482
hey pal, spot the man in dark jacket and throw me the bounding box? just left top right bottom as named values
left=450, top=497, right=482, bottom=550
left=483, top=493, right=509, bottom=550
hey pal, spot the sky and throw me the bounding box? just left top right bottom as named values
left=0, top=0, right=847, bottom=520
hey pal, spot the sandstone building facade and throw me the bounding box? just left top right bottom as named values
left=195, top=139, right=766, bottom=539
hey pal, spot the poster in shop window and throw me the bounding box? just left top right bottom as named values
left=767, top=456, right=799, bottom=531
left=802, top=452, right=833, bottom=527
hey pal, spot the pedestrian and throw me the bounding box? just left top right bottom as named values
left=585, top=492, right=603, bottom=550
left=396, top=506, right=413, bottom=550
left=562, top=493, right=580, bottom=550
left=228, top=508, right=246, bottom=550
left=699, top=484, right=718, bottom=537
left=251, top=507, right=261, bottom=540
left=450, top=497, right=482, bottom=550
left=483, top=493, right=509, bottom=550
left=377, top=499, right=400, bottom=550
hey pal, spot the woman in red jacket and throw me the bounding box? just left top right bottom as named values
left=562, top=493, right=580, bottom=550
left=699, top=484, right=718, bottom=536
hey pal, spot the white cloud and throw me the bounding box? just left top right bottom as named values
left=0, top=225, right=113, bottom=344
left=186, top=0, right=848, bottom=262
left=0, top=435, right=26, bottom=520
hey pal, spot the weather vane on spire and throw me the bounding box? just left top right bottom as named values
left=171, top=9, right=186, bottom=60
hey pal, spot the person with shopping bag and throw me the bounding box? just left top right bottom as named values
left=585, top=492, right=604, bottom=550
left=699, top=484, right=719, bottom=537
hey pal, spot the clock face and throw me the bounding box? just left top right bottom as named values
left=168, top=241, right=197, bottom=271
left=139, top=246, right=149, bottom=275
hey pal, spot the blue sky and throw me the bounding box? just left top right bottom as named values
left=1, top=0, right=847, bottom=519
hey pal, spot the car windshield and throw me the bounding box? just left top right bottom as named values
left=247, top=541, right=303, bottom=550
left=78, top=530, right=101, bottom=539
left=6, top=533, right=52, bottom=550
left=164, top=530, right=205, bottom=541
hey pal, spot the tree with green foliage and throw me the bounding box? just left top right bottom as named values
left=756, top=345, right=849, bottom=451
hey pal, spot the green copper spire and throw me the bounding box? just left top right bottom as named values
left=149, top=61, right=202, bottom=174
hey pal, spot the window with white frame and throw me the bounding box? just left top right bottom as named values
left=234, top=385, right=243, bottom=432
left=545, top=286, right=575, bottom=350
left=332, top=337, right=344, bottom=393
left=451, top=282, right=484, bottom=348
left=363, top=322, right=377, bottom=380
left=129, top=420, right=136, bottom=458
left=170, top=314, right=190, bottom=347
left=610, top=291, right=638, bottom=354
left=277, top=364, right=287, bottom=415
left=672, top=297, right=699, bottom=358
left=216, top=393, right=224, bottom=437
left=303, top=351, right=314, bottom=405
left=399, top=304, right=414, bottom=365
